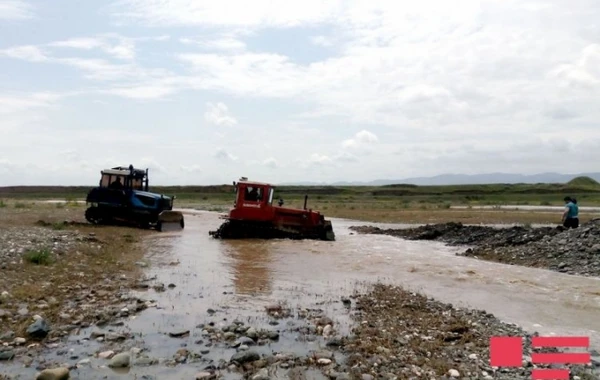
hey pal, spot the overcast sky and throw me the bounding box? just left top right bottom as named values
left=1, top=0, right=599, bottom=186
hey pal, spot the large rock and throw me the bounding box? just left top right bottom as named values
left=27, top=318, right=50, bottom=339
left=108, top=352, right=131, bottom=368
left=35, top=367, right=70, bottom=380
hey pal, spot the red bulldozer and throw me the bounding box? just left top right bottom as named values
left=209, top=177, right=335, bottom=241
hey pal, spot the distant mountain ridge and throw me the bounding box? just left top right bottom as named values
left=280, top=172, right=600, bottom=186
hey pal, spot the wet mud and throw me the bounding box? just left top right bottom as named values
left=1, top=211, right=600, bottom=379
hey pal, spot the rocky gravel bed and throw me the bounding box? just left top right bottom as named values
left=350, top=219, right=600, bottom=277
left=0, top=215, right=154, bottom=378
left=2, top=282, right=598, bottom=379
left=0, top=223, right=85, bottom=267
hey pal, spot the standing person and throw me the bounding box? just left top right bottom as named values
left=562, top=196, right=579, bottom=228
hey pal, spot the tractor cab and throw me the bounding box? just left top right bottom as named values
left=99, top=165, right=148, bottom=191
left=232, top=177, right=275, bottom=209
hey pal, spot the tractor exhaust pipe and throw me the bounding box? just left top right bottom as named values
left=304, top=195, right=308, bottom=210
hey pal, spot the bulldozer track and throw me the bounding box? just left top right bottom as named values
left=209, top=219, right=335, bottom=241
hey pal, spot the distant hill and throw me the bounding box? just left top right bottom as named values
left=281, top=172, right=600, bottom=186
left=567, top=176, right=600, bottom=188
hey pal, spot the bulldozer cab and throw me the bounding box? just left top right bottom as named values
left=99, top=165, right=149, bottom=191
left=233, top=178, right=275, bottom=209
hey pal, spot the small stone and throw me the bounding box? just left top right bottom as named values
left=136, top=357, right=158, bottom=366
left=14, top=337, right=26, bottom=345
left=0, top=350, right=15, bottom=361
left=468, top=353, right=477, bottom=360
left=234, top=336, right=255, bottom=347
left=98, top=351, right=115, bottom=359
left=27, top=319, right=50, bottom=339
left=168, top=330, right=190, bottom=338
left=246, top=327, right=258, bottom=339
left=317, top=358, right=332, bottom=365
left=314, top=350, right=333, bottom=360
left=230, top=350, right=260, bottom=364
left=77, top=358, right=90, bottom=365
left=448, top=369, right=460, bottom=378
left=252, top=368, right=269, bottom=380
left=0, top=331, right=15, bottom=341
left=195, top=372, right=215, bottom=380
left=326, top=338, right=342, bottom=347
left=35, top=367, right=70, bottom=380
left=108, top=352, right=130, bottom=368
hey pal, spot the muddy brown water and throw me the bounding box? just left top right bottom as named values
left=3, top=209, right=600, bottom=378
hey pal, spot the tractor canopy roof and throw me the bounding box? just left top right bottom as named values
left=235, top=177, right=274, bottom=187
left=101, top=165, right=147, bottom=178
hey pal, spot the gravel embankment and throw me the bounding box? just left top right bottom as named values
left=350, top=219, right=600, bottom=277
left=335, top=283, right=597, bottom=380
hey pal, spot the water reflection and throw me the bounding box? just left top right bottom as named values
left=220, top=240, right=274, bottom=296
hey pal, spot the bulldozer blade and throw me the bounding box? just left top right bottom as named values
left=157, top=211, right=185, bottom=232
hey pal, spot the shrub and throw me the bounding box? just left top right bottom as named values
left=23, top=249, right=53, bottom=265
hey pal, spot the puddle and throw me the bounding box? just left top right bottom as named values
left=3, top=210, right=600, bottom=378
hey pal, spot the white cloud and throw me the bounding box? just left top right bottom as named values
left=2, top=0, right=600, bottom=185
left=56, top=57, right=172, bottom=82
left=311, top=35, right=335, bottom=47
left=105, top=84, right=177, bottom=99
left=0, top=45, right=47, bottom=62
left=307, top=153, right=333, bottom=166
left=49, top=35, right=136, bottom=60
left=342, top=130, right=379, bottom=149
left=110, top=0, right=343, bottom=28
left=0, top=0, right=34, bottom=20
left=0, top=92, right=62, bottom=115
left=139, top=157, right=165, bottom=173
left=550, top=44, right=600, bottom=89
left=263, top=157, right=278, bottom=168
left=204, top=102, right=237, bottom=126
left=334, top=151, right=359, bottom=162
left=180, top=164, right=202, bottom=173
left=180, top=36, right=246, bottom=51
left=214, top=148, right=238, bottom=161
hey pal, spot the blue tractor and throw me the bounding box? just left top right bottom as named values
left=84, top=165, right=184, bottom=231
